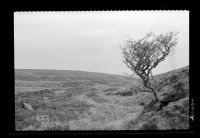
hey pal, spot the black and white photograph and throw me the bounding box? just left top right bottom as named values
left=14, top=11, right=189, bottom=131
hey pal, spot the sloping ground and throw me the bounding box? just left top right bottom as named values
left=15, top=88, right=144, bottom=130
left=15, top=69, right=140, bottom=95
left=122, top=96, right=189, bottom=130
left=15, top=90, right=91, bottom=130
left=122, top=66, right=189, bottom=130
left=15, top=69, right=137, bottom=83
left=69, top=92, right=143, bottom=130
left=154, top=65, right=189, bottom=82
left=68, top=104, right=142, bottom=130
left=15, top=66, right=189, bottom=130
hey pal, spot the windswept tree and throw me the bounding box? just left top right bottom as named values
left=121, top=32, right=179, bottom=103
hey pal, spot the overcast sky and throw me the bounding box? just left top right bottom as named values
left=14, top=11, right=189, bottom=75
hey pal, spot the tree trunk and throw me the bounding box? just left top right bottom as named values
left=152, top=91, right=159, bottom=103
left=146, top=85, right=159, bottom=103
left=142, top=90, right=160, bottom=114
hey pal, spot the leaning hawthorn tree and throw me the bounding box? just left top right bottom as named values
left=121, top=32, right=179, bottom=104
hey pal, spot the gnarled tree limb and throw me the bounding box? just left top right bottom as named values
left=121, top=32, right=179, bottom=102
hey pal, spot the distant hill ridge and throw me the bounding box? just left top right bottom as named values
left=154, top=65, right=189, bottom=80
left=15, top=69, right=130, bottom=78
left=15, top=69, right=136, bottom=82
left=15, top=65, right=189, bottom=82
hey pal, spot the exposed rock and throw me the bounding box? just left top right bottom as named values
left=23, top=103, right=34, bottom=110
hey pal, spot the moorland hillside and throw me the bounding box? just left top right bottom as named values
left=15, top=66, right=189, bottom=130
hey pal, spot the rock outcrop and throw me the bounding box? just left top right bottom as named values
left=22, top=103, right=34, bottom=110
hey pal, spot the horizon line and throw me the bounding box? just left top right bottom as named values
left=15, top=64, right=189, bottom=76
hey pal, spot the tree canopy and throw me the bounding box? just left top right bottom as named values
left=121, top=32, right=179, bottom=101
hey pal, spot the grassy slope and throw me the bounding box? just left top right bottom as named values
left=15, top=69, right=139, bottom=91
left=154, top=65, right=189, bottom=81
left=15, top=66, right=189, bottom=130
left=15, top=69, right=136, bottom=81
left=123, top=65, right=189, bottom=130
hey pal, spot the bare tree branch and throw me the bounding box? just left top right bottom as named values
left=121, top=32, right=179, bottom=102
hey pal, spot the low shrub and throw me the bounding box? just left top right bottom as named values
left=161, top=82, right=187, bottom=105
left=162, top=109, right=176, bottom=118
left=169, top=114, right=189, bottom=129
left=173, top=82, right=185, bottom=91
left=15, top=109, right=38, bottom=130
left=140, top=120, right=158, bottom=130
left=182, top=69, right=189, bottom=77
left=169, top=74, right=178, bottom=83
